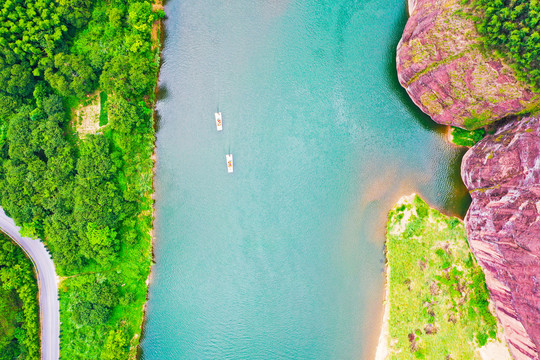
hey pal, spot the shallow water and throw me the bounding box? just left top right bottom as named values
left=141, top=0, right=469, bottom=358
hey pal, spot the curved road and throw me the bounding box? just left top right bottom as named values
left=0, top=208, right=60, bottom=360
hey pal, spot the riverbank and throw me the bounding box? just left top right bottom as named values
left=138, top=0, right=164, bottom=352
left=447, top=126, right=485, bottom=148
left=54, top=2, right=165, bottom=358
left=375, top=194, right=510, bottom=359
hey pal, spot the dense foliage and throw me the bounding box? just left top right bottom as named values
left=0, top=232, right=40, bottom=359
left=0, top=0, right=163, bottom=357
left=385, top=195, right=498, bottom=359
left=466, top=0, right=540, bottom=90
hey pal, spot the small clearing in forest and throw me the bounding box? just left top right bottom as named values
left=72, top=91, right=103, bottom=136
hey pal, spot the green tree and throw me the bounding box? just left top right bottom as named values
left=81, top=223, right=118, bottom=264
left=44, top=53, right=96, bottom=97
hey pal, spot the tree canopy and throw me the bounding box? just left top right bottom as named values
left=467, top=0, right=540, bottom=90
left=0, top=232, right=40, bottom=359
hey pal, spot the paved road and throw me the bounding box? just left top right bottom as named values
left=0, top=208, right=60, bottom=360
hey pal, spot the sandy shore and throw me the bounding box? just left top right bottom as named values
left=407, top=0, right=416, bottom=15
left=374, top=265, right=390, bottom=360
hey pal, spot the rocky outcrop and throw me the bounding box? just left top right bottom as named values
left=462, top=116, right=540, bottom=360
left=397, top=0, right=540, bottom=129
left=397, top=0, right=540, bottom=358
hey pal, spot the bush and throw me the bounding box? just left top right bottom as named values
left=451, top=127, right=485, bottom=147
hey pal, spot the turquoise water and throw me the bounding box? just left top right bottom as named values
left=141, top=0, right=469, bottom=359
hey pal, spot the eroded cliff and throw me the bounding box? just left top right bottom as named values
left=462, top=116, right=540, bottom=360
left=397, top=0, right=540, bottom=129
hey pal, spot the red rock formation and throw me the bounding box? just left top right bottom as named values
left=462, top=116, right=540, bottom=360
left=397, top=0, right=540, bottom=129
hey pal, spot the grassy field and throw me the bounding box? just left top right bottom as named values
left=384, top=194, right=504, bottom=359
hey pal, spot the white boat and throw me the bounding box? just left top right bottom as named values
left=226, top=154, right=233, bottom=173
left=215, top=112, right=223, bottom=131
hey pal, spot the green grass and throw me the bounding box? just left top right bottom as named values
left=385, top=195, right=499, bottom=359
left=99, top=92, right=108, bottom=126
left=450, top=127, right=485, bottom=147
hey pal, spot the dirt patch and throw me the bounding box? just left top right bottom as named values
left=72, top=91, right=103, bottom=136
left=151, top=1, right=163, bottom=50
left=151, top=23, right=160, bottom=50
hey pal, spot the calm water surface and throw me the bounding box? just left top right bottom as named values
left=141, top=0, right=469, bottom=358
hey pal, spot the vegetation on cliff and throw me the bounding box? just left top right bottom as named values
left=0, top=0, right=163, bottom=358
left=450, top=127, right=485, bottom=147
left=467, top=0, right=540, bottom=91
left=385, top=195, right=503, bottom=359
left=0, top=232, right=40, bottom=359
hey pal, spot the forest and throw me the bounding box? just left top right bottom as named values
left=0, top=0, right=163, bottom=358
left=0, top=232, right=40, bottom=360
left=467, top=0, right=540, bottom=90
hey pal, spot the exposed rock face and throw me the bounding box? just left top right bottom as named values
left=462, top=116, right=540, bottom=360
left=397, top=0, right=540, bottom=129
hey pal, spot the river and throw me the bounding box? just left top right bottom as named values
left=141, top=0, right=469, bottom=358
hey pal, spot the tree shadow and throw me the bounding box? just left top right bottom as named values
left=446, top=148, right=472, bottom=218
left=153, top=86, right=168, bottom=133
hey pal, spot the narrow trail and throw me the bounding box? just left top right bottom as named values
left=0, top=208, right=60, bottom=360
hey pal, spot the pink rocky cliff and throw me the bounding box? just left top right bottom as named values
left=462, top=116, right=540, bottom=360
